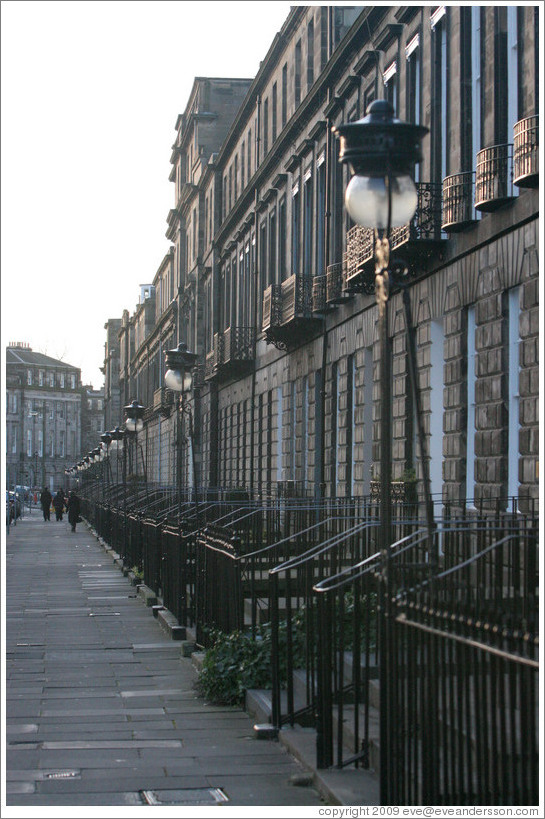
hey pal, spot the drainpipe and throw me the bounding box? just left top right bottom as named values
left=249, top=186, right=259, bottom=499
left=318, top=13, right=334, bottom=502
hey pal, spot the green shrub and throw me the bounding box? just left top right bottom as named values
left=196, top=611, right=306, bottom=706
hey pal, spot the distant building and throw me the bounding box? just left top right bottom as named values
left=102, top=318, right=122, bottom=431
left=80, top=385, right=105, bottom=456
left=6, top=342, right=82, bottom=491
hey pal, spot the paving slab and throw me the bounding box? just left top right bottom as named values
left=4, top=515, right=328, bottom=809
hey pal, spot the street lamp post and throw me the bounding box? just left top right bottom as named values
left=334, top=99, right=427, bottom=804
left=165, top=342, right=199, bottom=527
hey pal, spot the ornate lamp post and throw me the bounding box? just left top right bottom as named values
left=123, top=399, right=146, bottom=482
left=165, top=342, right=199, bottom=526
left=334, top=99, right=427, bottom=804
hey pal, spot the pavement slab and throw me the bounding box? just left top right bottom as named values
left=4, top=515, right=328, bottom=810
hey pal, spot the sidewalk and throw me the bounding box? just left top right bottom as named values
left=5, top=514, right=327, bottom=809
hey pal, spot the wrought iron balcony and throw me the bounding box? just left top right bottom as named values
left=312, top=274, right=327, bottom=313
left=442, top=172, right=476, bottom=232
left=345, top=182, right=445, bottom=293
left=263, top=274, right=321, bottom=350
left=219, top=326, right=255, bottom=379
left=326, top=262, right=351, bottom=306
left=475, top=143, right=514, bottom=211
left=152, top=387, right=174, bottom=418
left=204, top=333, right=223, bottom=381
left=513, top=115, right=539, bottom=188
left=262, top=284, right=282, bottom=332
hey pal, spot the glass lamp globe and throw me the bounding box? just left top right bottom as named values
left=125, top=417, right=144, bottom=433
left=164, top=368, right=184, bottom=392
left=345, top=173, right=418, bottom=229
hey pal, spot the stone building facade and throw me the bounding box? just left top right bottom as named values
left=102, top=317, right=122, bottom=433
left=80, top=386, right=105, bottom=457
left=6, top=343, right=82, bottom=491
left=105, top=5, right=539, bottom=512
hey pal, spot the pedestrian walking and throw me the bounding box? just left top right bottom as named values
left=53, top=489, right=66, bottom=521
left=40, top=487, right=52, bottom=521
left=66, top=490, right=81, bottom=532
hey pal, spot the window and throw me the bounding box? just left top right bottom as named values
left=11, top=427, right=17, bottom=454
left=259, top=221, right=267, bottom=326
left=60, top=372, right=65, bottom=388
left=282, top=64, right=288, bottom=128
left=362, top=346, right=374, bottom=496
left=276, top=386, right=283, bottom=483
left=383, top=60, right=397, bottom=114
left=303, top=170, right=313, bottom=276
left=234, top=155, right=238, bottom=200
left=11, top=393, right=18, bottom=413
left=263, top=97, right=269, bottom=155
left=88, top=399, right=92, bottom=410
left=39, top=370, right=44, bottom=386
left=290, top=380, right=296, bottom=478
left=49, top=435, right=54, bottom=458
left=316, top=155, right=326, bottom=274
left=320, top=6, right=328, bottom=70
left=429, top=319, right=445, bottom=499
left=406, top=37, right=421, bottom=180
left=466, top=306, right=476, bottom=504
left=269, top=208, right=277, bottom=286
left=228, top=166, right=233, bottom=211
left=507, top=287, right=521, bottom=500
left=279, top=198, right=287, bottom=280
left=295, top=40, right=302, bottom=106
left=363, top=82, right=376, bottom=115
left=223, top=175, right=227, bottom=219
left=291, top=184, right=300, bottom=275
left=331, top=362, right=339, bottom=489
left=27, top=429, right=32, bottom=457
left=307, top=19, right=314, bottom=90
left=241, top=142, right=245, bottom=188
left=431, top=11, right=449, bottom=180
left=506, top=7, right=519, bottom=139
left=59, top=430, right=65, bottom=458
left=247, top=130, right=252, bottom=178
left=244, top=243, right=251, bottom=324
left=301, top=376, right=308, bottom=483
left=27, top=369, right=32, bottom=386
left=347, top=354, right=356, bottom=496
left=38, top=429, right=43, bottom=458
left=272, top=83, right=277, bottom=142
left=231, top=256, right=238, bottom=328
left=98, top=399, right=103, bottom=411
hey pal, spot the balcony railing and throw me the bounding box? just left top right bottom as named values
left=513, top=115, right=539, bottom=188
left=475, top=143, right=514, bottom=211
left=326, top=262, right=351, bottom=305
left=312, top=274, right=327, bottom=313
left=204, top=333, right=223, bottom=381
left=218, top=326, right=255, bottom=379
left=262, top=284, right=282, bottom=332
left=345, top=182, right=444, bottom=291
left=442, top=171, right=476, bottom=232
left=152, top=387, right=174, bottom=417
left=263, top=275, right=321, bottom=349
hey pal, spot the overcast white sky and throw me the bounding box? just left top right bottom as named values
left=1, top=0, right=294, bottom=388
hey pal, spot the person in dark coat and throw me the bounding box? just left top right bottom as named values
left=67, top=490, right=81, bottom=532
left=53, top=489, right=66, bottom=521
left=40, top=487, right=52, bottom=521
